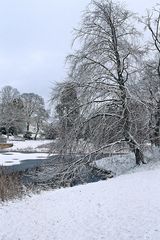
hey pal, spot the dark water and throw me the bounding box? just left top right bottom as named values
left=1, top=153, right=82, bottom=173
left=1, top=152, right=120, bottom=173
left=1, top=153, right=114, bottom=187
left=3, top=158, right=49, bottom=173
left=0, top=152, right=50, bottom=179
left=1, top=154, right=58, bottom=185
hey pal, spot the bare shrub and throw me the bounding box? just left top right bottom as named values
left=0, top=167, right=24, bottom=202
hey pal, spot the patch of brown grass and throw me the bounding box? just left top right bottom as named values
left=0, top=167, right=24, bottom=202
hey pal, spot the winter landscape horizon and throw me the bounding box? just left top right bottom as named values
left=0, top=0, right=160, bottom=239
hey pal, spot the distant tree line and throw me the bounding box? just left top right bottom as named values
left=0, top=85, right=49, bottom=139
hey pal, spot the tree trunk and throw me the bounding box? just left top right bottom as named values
left=134, top=147, right=144, bottom=165
left=27, top=122, right=30, bottom=132
left=126, top=137, right=144, bottom=165
left=34, top=123, right=39, bottom=140
left=119, top=85, right=144, bottom=165
left=154, top=122, right=160, bottom=146
left=154, top=101, right=160, bottom=146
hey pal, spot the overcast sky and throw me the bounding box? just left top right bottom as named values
left=0, top=0, right=158, bottom=102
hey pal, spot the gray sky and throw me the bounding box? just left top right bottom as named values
left=0, top=0, right=158, bottom=102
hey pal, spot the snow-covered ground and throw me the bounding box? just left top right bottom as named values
left=0, top=146, right=160, bottom=239
left=0, top=167, right=160, bottom=240
left=95, top=152, right=136, bottom=176
left=96, top=147, right=160, bottom=176
left=7, top=139, right=52, bottom=153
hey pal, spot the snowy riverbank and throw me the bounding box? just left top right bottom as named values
left=0, top=145, right=160, bottom=239
left=0, top=166, right=160, bottom=240
left=6, top=139, right=52, bottom=153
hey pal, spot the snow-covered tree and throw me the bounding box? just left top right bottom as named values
left=0, top=86, right=25, bottom=135
left=51, top=81, right=80, bottom=149
left=65, top=0, right=145, bottom=164
left=141, top=5, right=160, bottom=146
left=21, top=93, right=47, bottom=137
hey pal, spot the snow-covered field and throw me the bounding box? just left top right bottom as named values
left=7, top=139, right=52, bottom=153
left=0, top=167, right=160, bottom=240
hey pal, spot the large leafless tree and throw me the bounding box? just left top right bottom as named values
left=65, top=0, right=146, bottom=164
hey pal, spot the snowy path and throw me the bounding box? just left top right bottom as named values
left=0, top=169, right=160, bottom=240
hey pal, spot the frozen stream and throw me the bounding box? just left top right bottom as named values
left=0, top=152, right=50, bottom=172
left=0, top=151, right=122, bottom=186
